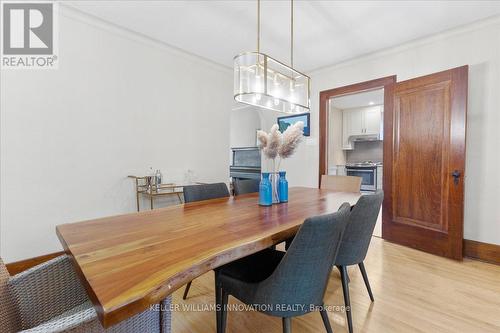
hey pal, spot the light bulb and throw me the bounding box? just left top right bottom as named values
left=289, top=81, right=295, bottom=92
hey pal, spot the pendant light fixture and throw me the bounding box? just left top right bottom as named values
left=233, top=0, right=310, bottom=114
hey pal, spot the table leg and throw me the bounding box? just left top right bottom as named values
left=177, top=193, right=183, bottom=204
left=150, top=196, right=154, bottom=210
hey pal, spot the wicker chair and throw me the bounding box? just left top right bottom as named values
left=0, top=255, right=171, bottom=333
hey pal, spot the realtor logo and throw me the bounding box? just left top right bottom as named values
left=1, top=1, right=58, bottom=69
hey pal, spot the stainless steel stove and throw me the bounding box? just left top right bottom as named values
left=345, top=161, right=381, bottom=192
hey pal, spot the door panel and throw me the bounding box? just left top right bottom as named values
left=383, top=66, right=467, bottom=260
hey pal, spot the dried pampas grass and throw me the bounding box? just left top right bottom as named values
left=256, top=130, right=268, bottom=149
left=257, top=122, right=305, bottom=173
left=278, top=121, right=304, bottom=159
left=263, top=124, right=281, bottom=160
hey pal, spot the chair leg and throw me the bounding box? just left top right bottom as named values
left=320, top=308, right=333, bottom=333
left=358, top=262, right=374, bottom=302
left=340, top=266, right=353, bottom=333
left=182, top=281, right=192, bottom=300
left=221, top=289, right=229, bottom=333
left=215, top=276, right=221, bottom=333
left=282, top=317, right=291, bottom=333
left=336, top=265, right=350, bottom=283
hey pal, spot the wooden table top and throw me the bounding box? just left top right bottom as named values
left=56, top=187, right=360, bottom=328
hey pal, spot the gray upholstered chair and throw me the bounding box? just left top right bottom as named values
left=215, top=203, right=352, bottom=333
left=233, top=179, right=259, bottom=196
left=0, top=255, right=171, bottom=333
left=182, top=182, right=230, bottom=300
left=183, top=182, right=230, bottom=203
left=335, top=190, right=384, bottom=333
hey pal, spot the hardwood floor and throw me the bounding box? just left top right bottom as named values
left=171, top=237, right=500, bottom=333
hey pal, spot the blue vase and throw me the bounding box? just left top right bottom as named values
left=278, top=171, right=288, bottom=203
left=259, top=172, right=272, bottom=206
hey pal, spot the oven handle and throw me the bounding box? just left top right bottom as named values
left=346, top=169, right=375, bottom=173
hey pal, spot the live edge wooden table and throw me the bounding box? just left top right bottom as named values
left=56, top=187, right=360, bottom=328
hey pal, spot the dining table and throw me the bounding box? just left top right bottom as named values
left=56, top=187, right=360, bottom=328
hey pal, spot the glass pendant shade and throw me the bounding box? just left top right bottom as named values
left=234, top=52, right=310, bottom=114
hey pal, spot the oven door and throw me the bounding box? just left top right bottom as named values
left=346, top=167, right=377, bottom=191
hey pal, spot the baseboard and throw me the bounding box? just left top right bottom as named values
left=6, top=251, right=65, bottom=275
left=463, top=239, right=500, bottom=265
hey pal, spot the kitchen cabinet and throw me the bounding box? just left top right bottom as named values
left=342, top=106, right=382, bottom=149
left=364, top=107, right=382, bottom=135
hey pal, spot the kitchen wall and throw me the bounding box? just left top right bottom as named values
left=276, top=16, right=500, bottom=245
left=0, top=6, right=234, bottom=262
left=346, top=141, right=383, bottom=164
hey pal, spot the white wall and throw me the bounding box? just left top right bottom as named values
left=0, top=6, right=233, bottom=261
left=230, top=108, right=261, bottom=148
left=287, top=16, right=500, bottom=245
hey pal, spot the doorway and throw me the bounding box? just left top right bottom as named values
left=329, top=89, right=385, bottom=236
left=319, top=76, right=395, bottom=238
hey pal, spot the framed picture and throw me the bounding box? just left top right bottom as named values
left=277, top=113, right=310, bottom=136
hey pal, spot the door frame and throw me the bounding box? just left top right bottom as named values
left=318, top=75, right=397, bottom=188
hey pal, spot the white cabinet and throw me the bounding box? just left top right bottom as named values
left=342, top=106, right=382, bottom=150
left=347, top=109, right=364, bottom=136
left=364, top=107, right=382, bottom=135
left=342, top=113, right=354, bottom=150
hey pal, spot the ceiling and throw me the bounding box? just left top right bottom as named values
left=67, top=1, right=500, bottom=72
left=330, top=89, right=384, bottom=110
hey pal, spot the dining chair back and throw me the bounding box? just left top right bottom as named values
left=181, top=182, right=230, bottom=299
left=1, top=256, right=171, bottom=333
left=335, top=190, right=384, bottom=333
left=260, top=203, right=352, bottom=312
left=183, top=183, right=230, bottom=203
left=336, top=190, right=384, bottom=266
left=233, top=179, right=260, bottom=196
left=216, top=202, right=352, bottom=333
left=320, top=175, right=362, bottom=193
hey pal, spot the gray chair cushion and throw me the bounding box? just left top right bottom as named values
left=183, top=183, right=229, bottom=203
left=335, top=190, right=384, bottom=266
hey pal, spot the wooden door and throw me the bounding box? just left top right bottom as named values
left=382, top=66, right=467, bottom=260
